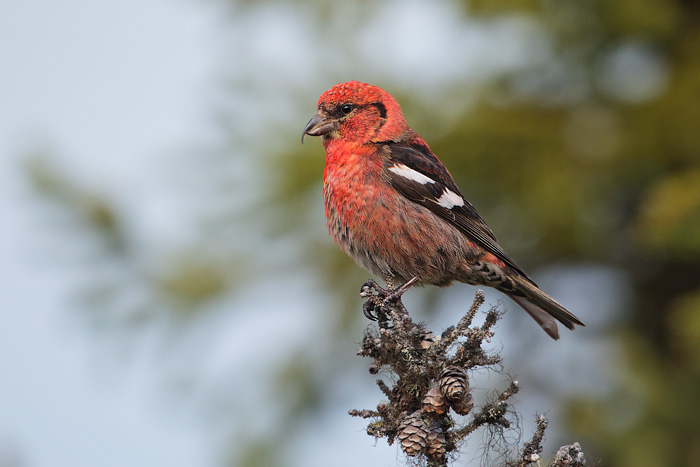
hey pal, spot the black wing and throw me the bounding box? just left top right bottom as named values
left=382, top=141, right=535, bottom=284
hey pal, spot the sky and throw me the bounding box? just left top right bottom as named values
left=0, top=1, right=220, bottom=465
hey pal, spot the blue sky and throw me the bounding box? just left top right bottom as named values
left=0, top=1, right=219, bottom=465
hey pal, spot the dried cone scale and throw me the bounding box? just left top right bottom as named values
left=451, top=390, right=474, bottom=416
left=426, top=422, right=447, bottom=458
left=422, top=385, right=447, bottom=414
left=439, top=367, right=469, bottom=402
left=397, top=411, right=429, bottom=456
left=439, top=366, right=473, bottom=415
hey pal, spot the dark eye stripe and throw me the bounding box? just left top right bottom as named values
left=326, top=102, right=387, bottom=120
left=369, top=102, right=387, bottom=119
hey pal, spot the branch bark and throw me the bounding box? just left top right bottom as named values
left=350, top=286, right=587, bottom=466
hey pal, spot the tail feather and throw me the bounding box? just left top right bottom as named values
left=510, top=276, right=585, bottom=340
left=509, top=295, right=562, bottom=340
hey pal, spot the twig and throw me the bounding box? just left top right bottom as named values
left=429, top=289, right=485, bottom=356
left=350, top=287, right=587, bottom=466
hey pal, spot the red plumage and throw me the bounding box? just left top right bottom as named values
left=303, top=81, right=584, bottom=339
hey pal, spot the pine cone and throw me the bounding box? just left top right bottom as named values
left=451, top=390, right=474, bottom=416
left=426, top=422, right=446, bottom=458
left=397, top=411, right=428, bottom=456
left=438, top=366, right=469, bottom=402
left=422, top=385, right=447, bottom=414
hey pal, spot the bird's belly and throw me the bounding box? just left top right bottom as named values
left=324, top=184, right=471, bottom=286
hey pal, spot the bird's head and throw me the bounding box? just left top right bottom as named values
left=302, top=81, right=409, bottom=145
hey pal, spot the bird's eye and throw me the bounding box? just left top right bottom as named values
left=340, top=104, right=353, bottom=114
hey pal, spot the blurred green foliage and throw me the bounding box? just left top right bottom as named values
left=636, top=170, right=700, bottom=257
left=443, top=0, right=700, bottom=464
left=27, top=156, right=125, bottom=251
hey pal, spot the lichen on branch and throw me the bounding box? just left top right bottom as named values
left=350, top=285, right=586, bottom=466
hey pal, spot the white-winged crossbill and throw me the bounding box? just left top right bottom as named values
left=302, top=81, right=584, bottom=339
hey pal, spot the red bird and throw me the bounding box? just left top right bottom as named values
left=302, top=81, right=584, bottom=339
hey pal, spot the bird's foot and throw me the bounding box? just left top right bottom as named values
left=360, top=277, right=420, bottom=322
left=360, top=279, right=388, bottom=299
left=360, top=279, right=388, bottom=322
left=381, top=276, right=419, bottom=307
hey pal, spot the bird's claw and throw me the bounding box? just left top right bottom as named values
left=360, top=279, right=388, bottom=299
left=360, top=277, right=419, bottom=327
left=360, top=279, right=392, bottom=323
left=360, top=278, right=418, bottom=317
left=363, top=301, right=378, bottom=321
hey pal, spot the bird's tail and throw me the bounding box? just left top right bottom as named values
left=508, top=276, right=585, bottom=340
